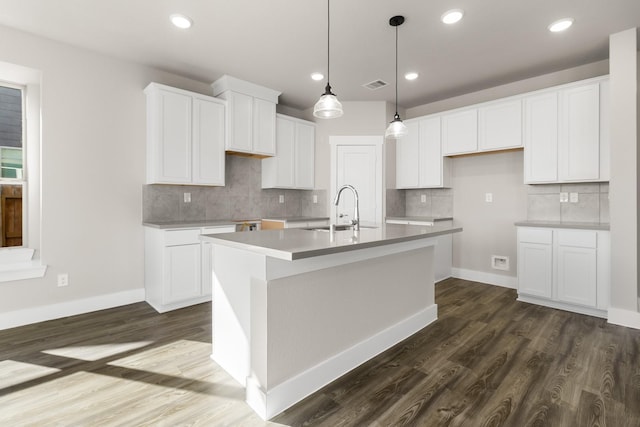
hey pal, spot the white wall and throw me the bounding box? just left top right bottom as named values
left=451, top=151, right=527, bottom=280
left=608, top=28, right=640, bottom=325
left=0, top=24, right=213, bottom=321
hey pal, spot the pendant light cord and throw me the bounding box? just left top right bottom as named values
left=394, top=23, right=398, bottom=115
left=327, top=0, right=330, bottom=85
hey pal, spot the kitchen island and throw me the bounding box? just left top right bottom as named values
left=201, top=222, right=462, bottom=420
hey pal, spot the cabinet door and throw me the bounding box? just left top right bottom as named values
left=163, top=244, right=201, bottom=303
left=227, top=92, right=253, bottom=152
left=442, top=109, right=477, bottom=155
left=558, top=83, right=600, bottom=181
left=524, top=92, right=558, bottom=183
left=295, top=122, right=315, bottom=189
left=156, top=90, right=192, bottom=183
left=517, top=242, right=553, bottom=298
left=253, top=98, right=276, bottom=155
left=274, top=117, right=295, bottom=187
left=192, top=97, right=225, bottom=185
left=396, top=121, right=420, bottom=188
left=478, top=99, right=523, bottom=151
left=556, top=229, right=597, bottom=307
left=419, top=117, right=443, bottom=187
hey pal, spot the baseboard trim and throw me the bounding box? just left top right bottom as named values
left=246, top=303, right=438, bottom=420
left=451, top=268, right=517, bottom=289
left=608, top=307, right=640, bottom=330
left=0, top=288, right=146, bottom=331
left=518, top=295, right=608, bottom=319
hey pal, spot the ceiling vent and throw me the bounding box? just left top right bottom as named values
left=363, top=79, right=388, bottom=90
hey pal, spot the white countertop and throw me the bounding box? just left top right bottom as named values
left=515, top=220, right=610, bottom=230
left=260, top=217, right=330, bottom=223
left=386, top=216, right=453, bottom=223
left=143, top=219, right=245, bottom=229
left=201, top=222, right=462, bottom=261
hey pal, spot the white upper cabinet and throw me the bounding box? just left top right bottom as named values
left=478, top=99, right=523, bottom=151
left=442, top=109, right=478, bottom=155
left=212, top=75, right=281, bottom=157
left=524, top=92, right=559, bottom=183
left=145, top=83, right=225, bottom=186
left=396, top=116, right=450, bottom=189
left=262, top=114, right=315, bottom=189
left=558, top=83, right=600, bottom=181
left=524, top=77, right=609, bottom=184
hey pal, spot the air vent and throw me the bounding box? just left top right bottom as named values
left=363, top=79, right=388, bottom=90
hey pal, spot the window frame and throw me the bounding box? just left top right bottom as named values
left=0, top=61, right=46, bottom=282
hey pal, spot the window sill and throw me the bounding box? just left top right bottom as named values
left=0, top=248, right=47, bottom=282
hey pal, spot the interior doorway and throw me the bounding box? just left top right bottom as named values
left=329, top=136, right=383, bottom=226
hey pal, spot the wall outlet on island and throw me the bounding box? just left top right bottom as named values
left=57, top=273, right=69, bottom=287
left=491, top=255, right=509, bottom=271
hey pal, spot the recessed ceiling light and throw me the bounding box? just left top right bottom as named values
left=311, top=72, right=324, bottom=81
left=548, top=18, right=574, bottom=32
left=170, top=14, right=193, bottom=29
left=404, top=72, right=419, bottom=81
left=441, top=9, right=464, bottom=25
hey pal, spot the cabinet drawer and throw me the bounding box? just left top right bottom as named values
left=202, top=226, right=236, bottom=235
left=518, top=227, right=552, bottom=244
left=164, top=229, right=201, bottom=246
left=557, top=229, right=597, bottom=248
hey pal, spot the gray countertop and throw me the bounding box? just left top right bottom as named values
left=386, top=216, right=453, bottom=223
left=201, top=222, right=462, bottom=261
left=515, top=220, right=610, bottom=230
left=261, top=217, right=330, bottom=223
left=143, top=219, right=247, bottom=229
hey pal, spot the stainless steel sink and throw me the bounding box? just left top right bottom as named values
left=304, top=225, right=378, bottom=232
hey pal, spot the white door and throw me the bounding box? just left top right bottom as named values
left=331, top=137, right=383, bottom=226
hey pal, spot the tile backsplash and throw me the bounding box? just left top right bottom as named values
left=143, top=155, right=327, bottom=222
left=386, top=188, right=454, bottom=218
left=527, top=182, right=609, bottom=223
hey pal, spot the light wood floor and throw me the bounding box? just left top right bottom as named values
left=1, top=279, right=639, bottom=426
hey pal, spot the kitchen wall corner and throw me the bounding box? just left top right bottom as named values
left=143, top=155, right=328, bottom=222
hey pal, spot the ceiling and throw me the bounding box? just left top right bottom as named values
left=1, top=0, right=639, bottom=111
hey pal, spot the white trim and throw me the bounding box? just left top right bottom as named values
left=451, top=267, right=517, bottom=289
left=608, top=307, right=640, bottom=330
left=246, top=303, right=438, bottom=420
left=0, top=288, right=145, bottom=331
left=518, top=295, right=608, bottom=318
left=0, top=260, right=46, bottom=282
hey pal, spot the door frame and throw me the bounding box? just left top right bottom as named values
left=329, top=136, right=384, bottom=225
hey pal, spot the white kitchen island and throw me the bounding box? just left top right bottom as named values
left=201, top=222, right=462, bottom=420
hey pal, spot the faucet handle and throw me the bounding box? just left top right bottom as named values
left=338, top=213, right=349, bottom=218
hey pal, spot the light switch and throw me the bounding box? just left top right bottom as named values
left=485, top=193, right=493, bottom=203
left=560, top=192, right=569, bottom=203
left=183, top=192, right=191, bottom=203
left=570, top=192, right=579, bottom=203
left=421, top=194, right=427, bottom=203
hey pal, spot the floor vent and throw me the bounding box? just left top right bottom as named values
left=363, top=79, right=388, bottom=90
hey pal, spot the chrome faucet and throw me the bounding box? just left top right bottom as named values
left=333, top=184, right=360, bottom=231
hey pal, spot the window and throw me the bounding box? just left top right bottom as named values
left=0, top=61, right=45, bottom=282
left=0, top=83, right=25, bottom=248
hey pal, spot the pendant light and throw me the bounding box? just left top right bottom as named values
left=313, top=0, right=343, bottom=119
left=385, top=15, right=408, bottom=139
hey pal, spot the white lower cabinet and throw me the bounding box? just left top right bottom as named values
left=517, top=226, right=610, bottom=317
left=145, top=225, right=236, bottom=313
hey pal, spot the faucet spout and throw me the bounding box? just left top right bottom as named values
left=333, top=184, right=360, bottom=231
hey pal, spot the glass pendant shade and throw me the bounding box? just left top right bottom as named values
left=314, top=84, right=343, bottom=118
left=385, top=113, right=408, bottom=139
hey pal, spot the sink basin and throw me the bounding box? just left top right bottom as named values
left=304, top=225, right=378, bottom=232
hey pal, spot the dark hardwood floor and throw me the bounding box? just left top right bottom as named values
left=1, top=278, right=639, bottom=426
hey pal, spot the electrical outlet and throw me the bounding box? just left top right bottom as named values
left=279, top=194, right=284, bottom=204
left=485, top=193, right=493, bottom=203
left=560, top=192, right=569, bottom=203
left=491, top=256, right=509, bottom=271
left=569, top=192, right=579, bottom=203
left=183, top=192, right=191, bottom=203
left=313, top=195, right=318, bottom=204
left=420, top=194, right=427, bottom=203
left=57, top=273, right=69, bottom=287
